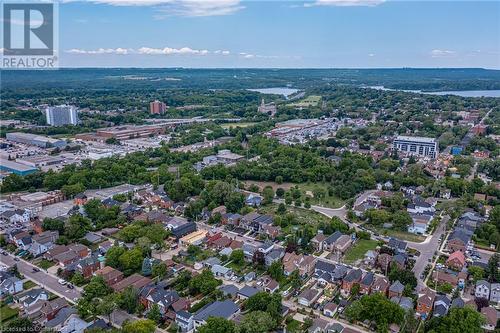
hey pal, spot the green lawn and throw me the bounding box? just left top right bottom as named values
left=297, top=182, right=345, bottom=209
left=23, top=280, right=36, bottom=290
left=344, top=239, right=379, bottom=263
left=0, top=305, right=19, bottom=322
left=378, top=228, right=426, bottom=243
left=220, top=122, right=258, bottom=129
left=37, top=259, right=55, bottom=270
left=289, top=95, right=321, bottom=107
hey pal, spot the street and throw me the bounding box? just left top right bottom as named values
left=0, top=252, right=81, bottom=303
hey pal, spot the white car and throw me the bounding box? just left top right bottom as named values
left=58, top=279, right=67, bottom=285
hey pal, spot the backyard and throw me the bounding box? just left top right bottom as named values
left=344, top=239, right=379, bottom=263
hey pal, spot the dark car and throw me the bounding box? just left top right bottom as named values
left=32, top=267, right=40, bottom=272
left=1, top=251, right=7, bottom=255
left=67, top=284, right=74, bottom=289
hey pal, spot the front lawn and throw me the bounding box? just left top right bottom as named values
left=344, top=240, right=379, bottom=263
left=37, top=259, right=55, bottom=270
left=23, top=280, right=36, bottom=290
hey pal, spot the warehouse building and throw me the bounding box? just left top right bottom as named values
left=0, top=159, right=38, bottom=176
left=6, top=132, right=67, bottom=148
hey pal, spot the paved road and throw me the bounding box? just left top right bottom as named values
left=0, top=253, right=81, bottom=303
left=411, top=215, right=449, bottom=289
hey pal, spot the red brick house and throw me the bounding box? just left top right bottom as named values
left=417, top=288, right=435, bottom=319
left=371, top=276, right=390, bottom=296
left=76, top=256, right=101, bottom=279
left=95, top=266, right=124, bottom=286
left=446, top=251, right=466, bottom=271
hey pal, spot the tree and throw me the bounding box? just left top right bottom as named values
left=82, top=276, right=111, bottom=300
left=276, top=187, right=285, bottom=197
left=105, top=246, right=126, bottom=269
left=424, top=307, right=485, bottom=333
left=71, top=272, right=86, bottom=286
left=239, top=311, right=275, bottom=333
left=188, top=269, right=221, bottom=296
left=275, top=176, right=283, bottom=184
left=198, top=317, right=236, bottom=333
left=345, top=293, right=404, bottom=331
left=468, top=266, right=485, bottom=283
left=147, top=303, right=162, bottom=323
left=117, top=286, right=139, bottom=313
left=119, top=247, right=144, bottom=275
left=96, top=294, right=118, bottom=321
left=277, top=203, right=286, bottom=214
left=262, top=186, right=275, bottom=205
left=152, top=262, right=168, bottom=280
left=122, top=319, right=156, bottom=333
left=245, top=292, right=282, bottom=321
left=42, top=218, right=65, bottom=233
left=487, top=253, right=499, bottom=283
left=230, top=249, right=244, bottom=266
left=268, top=261, right=284, bottom=282
left=5, top=318, right=40, bottom=332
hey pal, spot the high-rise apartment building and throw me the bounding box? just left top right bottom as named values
left=45, top=105, right=79, bottom=126
left=150, top=101, right=167, bottom=115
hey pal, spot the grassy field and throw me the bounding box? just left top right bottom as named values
left=344, top=239, right=379, bottom=263
left=220, top=122, right=258, bottom=129
left=243, top=181, right=345, bottom=209
left=289, top=95, right=321, bottom=107
left=0, top=305, right=19, bottom=322
left=37, top=259, right=55, bottom=270
left=376, top=228, right=426, bottom=243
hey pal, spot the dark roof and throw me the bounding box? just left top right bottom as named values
left=388, top=238, right=407, bottom=251
left=315, top=260, right=336, bottom=273
left=449, top=228, right=472, bottom=244
left=361, top=272, right=374, bottom=286
left=343, top=269, right=362, bottom=282
left=193, top=300, right=239, bottom=322
left=238, top=286, right=259, bottom=298
left=324, top=231, right=343, bottom=245
left=172, top=222, right=197, bottom=238
left=389, top=280, right=405, bottom=293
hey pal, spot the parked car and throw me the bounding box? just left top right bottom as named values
left=58, top=279, right=67, bottom=285
left=67, top=284, right=74, bottom=289
left=32, top=267, right=40, bottom=272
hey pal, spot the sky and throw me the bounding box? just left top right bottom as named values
left=53, top=0, right=500, bottom=68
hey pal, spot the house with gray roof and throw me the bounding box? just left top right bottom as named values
left=475, top=280, right=491, bottom=299
left=45, top=307, right=78, bottom=331
left=193, top=300, right=239, bottom=329
left=433, top=294, right=451, bottom=317
left=219, top=284, right=239, bottom=298
left=237, top=286, right=259, bottom=300
left=490, top=283, right=500, bottom=304
left=211, top=264, right=233, bottom=280
left=175, top=309, right=194, bottom=332
left=0, top=271, right=23, bottom=296
left=389, top=280, right=405, bottom=298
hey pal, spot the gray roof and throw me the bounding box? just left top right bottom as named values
left=194, top=300, right=239, bottom=322
left=389, top=280, right=405, bottom=293
left=324, top=231, right=343, bottom=245
left=238, top=286, right=259, bottom=298
left=361, top=272, right=374, bottom=286
left=477, top=280, right=491, bottom=288
left=219, top=284, right=239, bottom=297
left=343, top=269, right=362, bottom=282
left=45, top=307, right=77, bottom=327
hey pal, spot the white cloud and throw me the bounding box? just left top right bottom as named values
left=214, top=50, right=230, bottom=55
left=64, top=0, right=244, bottom=17
left=304, top=0, right=385, bottom=7
left=66, top=47, right=131, bottom=54
left=430, top=49, right=456, bottom=58
left=137, top=46, right=208, bottom=55
left=368, top=53, right=375, bottom=57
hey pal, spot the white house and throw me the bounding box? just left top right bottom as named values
left=175, top=310, right=194, bottom=332
left=0, top=273, right=23, bottom=296
left=475, top=280, right=491, bottom=299
left=490, top=283, right=500, bottom=305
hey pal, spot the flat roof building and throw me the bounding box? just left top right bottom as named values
left=6, top=132, right=67, bottom=148
left=150, top=101, right=167, bottom=115
left=393, top=135, right=438, bottom=159
left=0, top=159, right=38, bottom=176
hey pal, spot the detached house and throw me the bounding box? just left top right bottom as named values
left=490, top=283, right=500, bottom=305
left=389, top=281, right=404, bottom=298
left=359, top=272, right=374, bottom=294
left=282, top=252, right=316, bottom=277
left=475, top=280, right=490, bottom=299
left=446, top=251, right=466, bottom=271
left=29, top=231, right=58, bottom=256
left=0, top=271, right=23, bottom=296
left=341, top=269, right=362, bottom=296
left=416, top=288, right=435, bottom=319
left=371, top=276, right=390, bottom=296
left=447, top=228, right=472, bottom=253
left=193, top=300, right=239, bottom=330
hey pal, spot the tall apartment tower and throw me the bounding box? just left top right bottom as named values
left=393, top=135, right=438, bottom=159
left=150, top=100, right=167, bottom=115
left=45, top=105, right=79, bottom=126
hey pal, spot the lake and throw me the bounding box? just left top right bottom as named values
left=367, top=86, right=500, bottom=98
left=247, top=87, right=299, bottom=98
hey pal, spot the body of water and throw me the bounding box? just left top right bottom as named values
left=247, top=87, right=299, bottom=98
left=368, top=86, right=500, bottom=98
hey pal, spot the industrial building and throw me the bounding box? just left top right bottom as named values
left=76, top=124, right=167, bottom=142
left=5, top=132, right=67, bottom=148
left=0, top=159, right=38, bottom=176
left=45, top=105, right=79, bottom=126
left=393, top=135, right=438, bottom=159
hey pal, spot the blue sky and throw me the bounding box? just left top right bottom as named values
left=58, top=0, right=500, bottom=68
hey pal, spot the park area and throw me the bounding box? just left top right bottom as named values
left=289, top=95, right=322, bottom=107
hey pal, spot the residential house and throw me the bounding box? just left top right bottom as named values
left=389, top=281, right=405, bottom=298
left=475, top=280, right=491, bottom=299
left=387, top=238, right=408, bottom=254
left=265, top=248, right=285, bottom=267
left=282, top=252, right=316, bottom=277
left=416, top=288, right=436, bottom=319
left=111, top=274, right=151, bottom=293
left=245, top=194, right=262, bottom=207
left=94, top=267, right=121, bottom=288
left=311, top=233, right=327, bottom=252
left=17, top=288, right=49, bottom=308
left=44, top=307, right=79, bottom=332
left=322, top=231, right=343, bottom=252
left=323, top=302, right=338, bottom=318
left=446, top=251, right=466, bottom=271
left=391, top=296, right=414, bottom=312
left=490, top=283, right=500, bottom=305
left=47, top=244, right=90, bottom=268
left=193, top=300, right=239, bottom=329
left=1, top=209, right=30, bottom=224
left=74, top=256, right=101, bottom=279
left=391, top=254, right=407, bottom=270
left=364, top=250, right=377, bottom=266
left=447, top=228, right=472, bottom=253
left=237, top=286, right=259, bottom=300
left=211, top=264, right=233, bottom=280
left=98, top=240, right=113, bottom=254
left=256, top=275, right=279, bottom=293
left=359, top=272, right=374, bottom=294
left=341, top=269, right=362, bottom=296
left=29, top=231, right=58, bottom=256
left=0, top=271, right=23, bottom=296
left=298, top=288, right=321, bottom=307
left=308, top=318, right=330, bottom=333
left=481, top=307, right=499, bottom=331
left=219, top=285, right=239, bottom=299
left=175, top=310, right=194, bottom=332
left=432, top=268, right=467, bottom=289
left=371, top=276, right=390, bottom=296
left=377, top=253, right=392, bottom=273
left=221, top=213, right=242, bottom=227
left=9, top=230, right=32, bottom=250
left=433, top=294, right=451, bottom=317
